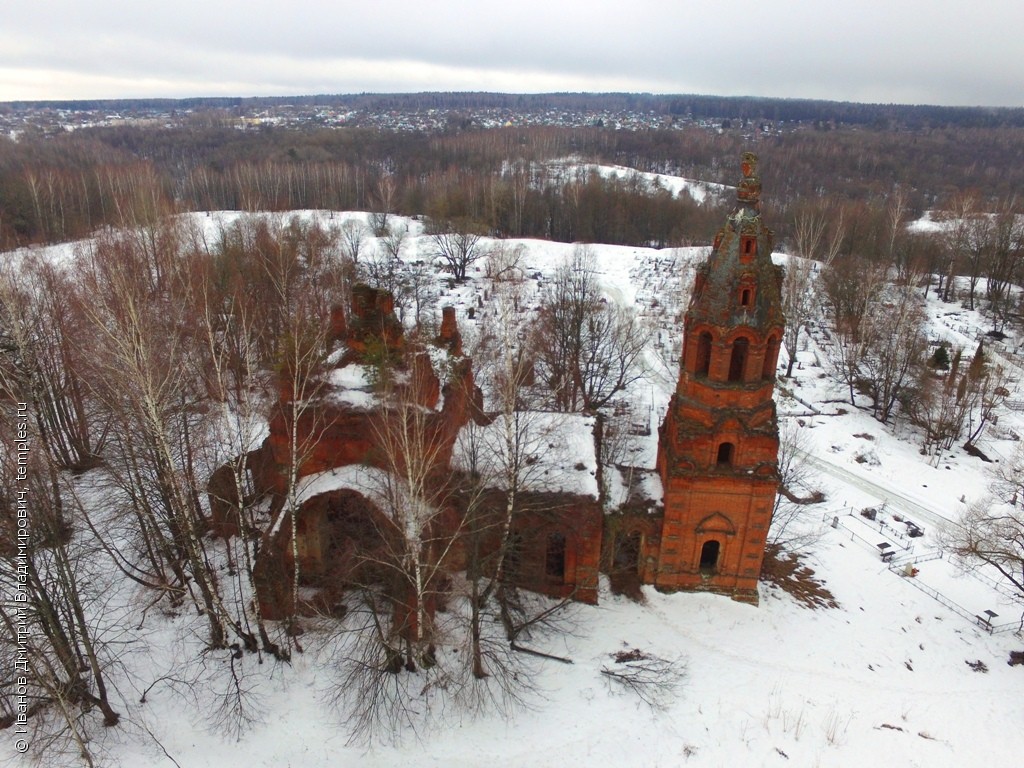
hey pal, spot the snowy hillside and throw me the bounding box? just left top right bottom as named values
left=2, top=206, right=1023, bottom=768
left=544, top=158, right=731, bottom=204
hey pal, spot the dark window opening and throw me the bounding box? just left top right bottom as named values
left=740, top=288, right=752, bottom=306
left=545, top=533, right=566, bottom=583
left=699, top=540, right=721, bottom=573
left=695, top=331, right=713, bottom=377
left=613, top=531, right=642, bottom=574
left=505, top=533, right=523, bottom=582
left=716, top=442, right=734, bottom=466
left=728, top=337, right=749, bottom=382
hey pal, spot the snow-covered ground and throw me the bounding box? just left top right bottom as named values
left=3, top=203, right=1023, bottom=767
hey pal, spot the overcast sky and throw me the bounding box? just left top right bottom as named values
left=1, top=1, right=1021, bottom=107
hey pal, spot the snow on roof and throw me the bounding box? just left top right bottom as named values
left=325, top=363, right=376, bottom=409
left=268, top=463, right=397, bottom=538
left=294, top=464, right=390, bottom=508
left=452, top=411, right=599, bottom=499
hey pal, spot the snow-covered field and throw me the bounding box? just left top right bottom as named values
left=3, top=202, right=1023, bottom=767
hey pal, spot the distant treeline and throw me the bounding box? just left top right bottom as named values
left=5, top=92, right=1024, bottom=130
left=3, top=119, right=1024, bottom=253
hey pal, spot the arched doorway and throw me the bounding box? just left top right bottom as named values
left=716, top=442, right=734, bottom=466
left=699, top=540, right=721, bottom=574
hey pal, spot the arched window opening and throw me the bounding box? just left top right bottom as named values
left=695, top=331, right=713, bottom=377
left=716, top=442, right=734, bottom=466
left=740, top=288, right=752, bottom=307
left=545, top=532, right=567, bottom=584
left=728, top=337, right=749, bottom=382
left=763, top=336, right=779, bottom=380
left=699, top=540, right=721, bottom=574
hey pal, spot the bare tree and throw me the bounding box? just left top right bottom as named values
left=600, top=648, right=687, bottom=711
left=820, top=254, right=887, bottom=405
left=575, top=302, right=651, bottom=414
left=378, top=220, right=408, bottom=262
left=339, top=219, right=368, bottom=266
left=961, top=342, right=1010, bottom=451
left=483, top=241, right=527, bottom=283
left=0, top=440, right=123, bottom=767
left=360, top=225, right=415, bottom=324
left=991, top=444, right=1024, bottom=512
left=769, top=420, right=825, bottom=549
left=938, top=192, right=990, bottom=309
left=403, top=260, right=439, bottom=332
left=431, top=223, right=485, bottom=282
left=349, top=350, right=468, bottom=671
left=791, top=200, right=845, bottom=271
left=942, top=492, right=1024, bottom=606
left=457, top=280, right=585, bottom=679
left=906, top=346, right=971, bottom=460
left=0, top=258, right=106, bottom=471
left=75, top=222, right=274, bottom=653
left=984, top=197, right=1024, bottom=332
left=885, top=185, right=912, bottom=278
left=858, top=283, right=928, bottom=424
left=533, top=245, right=649, bottom=413
left=532, top=246, right=599, bottom=411
left=780, top=255, right=816, bottom=378
left=463, top=281, right=546, bottom=643
left=187, top=248, right=290, bottom=659
left=316, top=348, right=476, bottom=744
left=369, top=171, right=397, bottom=237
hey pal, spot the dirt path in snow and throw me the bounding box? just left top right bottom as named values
left=801, top=452, right=954, bottom=528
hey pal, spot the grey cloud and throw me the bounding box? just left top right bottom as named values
left=1, top=0, right=1021, bottom=105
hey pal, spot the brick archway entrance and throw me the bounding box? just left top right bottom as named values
left=610, top=530, right=644, bottom=598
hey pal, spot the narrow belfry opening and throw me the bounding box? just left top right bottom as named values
left=699, top=540, right=721, bottom=573
left=763, top=336, right=779, bottom=380
left=740, top=288, right=752, bottom=307
left=728, top=337, right=749, bottom=382
left=716, top=442, right=734, bottom=466
left=545, top=532, right=566, bottom=583
left=695, top=331, right=712, bottom=376
left=741, top=237, right=756, bottom=261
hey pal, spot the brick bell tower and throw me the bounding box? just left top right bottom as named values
left=655, top=152, right=784, bottom=604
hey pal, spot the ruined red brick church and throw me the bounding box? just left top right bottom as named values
left=236, top=153, right=783, bottom=619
